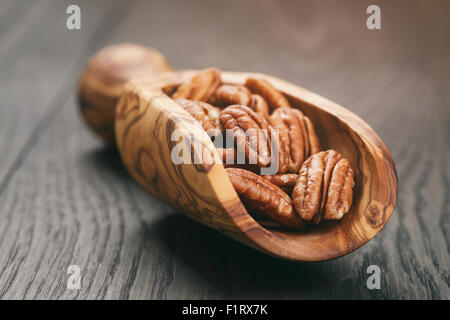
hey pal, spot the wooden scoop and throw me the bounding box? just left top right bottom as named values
left=78, top=45, right=398, bottom=262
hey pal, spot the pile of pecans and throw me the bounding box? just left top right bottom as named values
left=167, top=68, right=355, bottom=229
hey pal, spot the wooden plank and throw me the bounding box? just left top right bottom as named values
left=0, top=0, right=126, bottom=191
left=0, top=0, right=448, bottom=299
left=0, top=0, right=137, bottom=298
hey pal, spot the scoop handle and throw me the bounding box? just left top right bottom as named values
left=77, top=43, right=173, bottom=145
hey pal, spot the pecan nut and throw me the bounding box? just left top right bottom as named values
left=219, top=105, right=273, bottom=167
left=248, top=94, right=269, bottom=119
left=269, top=107, right=320, bottom=173
left=245, top=77, right=291, bottom=111
left=172, top=68, right=221, bottom=101
left=175, top=98, right=221, bottom=134
left=262, top=173, right=298, bottom=194
left=214, top=84, right=251, bottom=106
left=226, top=168, right=304, bottom=228
left=292, top=150, right=354, bottom=224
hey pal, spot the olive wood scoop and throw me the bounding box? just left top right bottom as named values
left=78, top=43, right=398, bottom=262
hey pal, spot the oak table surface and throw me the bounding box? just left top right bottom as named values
left=0, top=0, right=448, bottom=299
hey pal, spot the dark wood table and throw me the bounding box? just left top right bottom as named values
left=0, top=0, right=448, bottom=299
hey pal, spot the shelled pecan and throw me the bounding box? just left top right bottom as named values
left=214, top=84, right=251, bottom=106
left=248, top=94, right=269, bottom=119
left=219, top=105, right=273, bottom=167
left=262, top=173, right=298, bottom=193
left=269, top=107, right=320, bottom=173
left=175, top=98, right=221, bottom=134
left=172, top=68, right=221, bottom=102
left=245, top=78, right=291, bottom=111
left=226, top=168, right=304, bottom=228
left=213, top=85, right=270, bottom=120
left=292, top=150, right=354, bottom=224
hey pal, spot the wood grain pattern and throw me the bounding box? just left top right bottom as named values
left=115, top=70, right=398, bottom=261
left=0, top=0, right=448, bottom=299
left=78, top=43, right=173, bottom=144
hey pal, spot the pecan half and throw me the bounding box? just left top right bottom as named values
left=172, top=68, right=221, bottom=101
left=248, top=94, right=269, bottom=119
left=269, top=107, right=320, bottom=173
left=245, top=78, right=291, bottom=111
left=214, top=84, right=251, bottom=106
left=175, top=98, right=221, bottom=134
left=226, top=168, right=304, bottom=228
left=219, top=105, right=273, bottom=167
left=292, top=150, right=354, bottom=224
left=263, top=173, right=298, bottom=194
